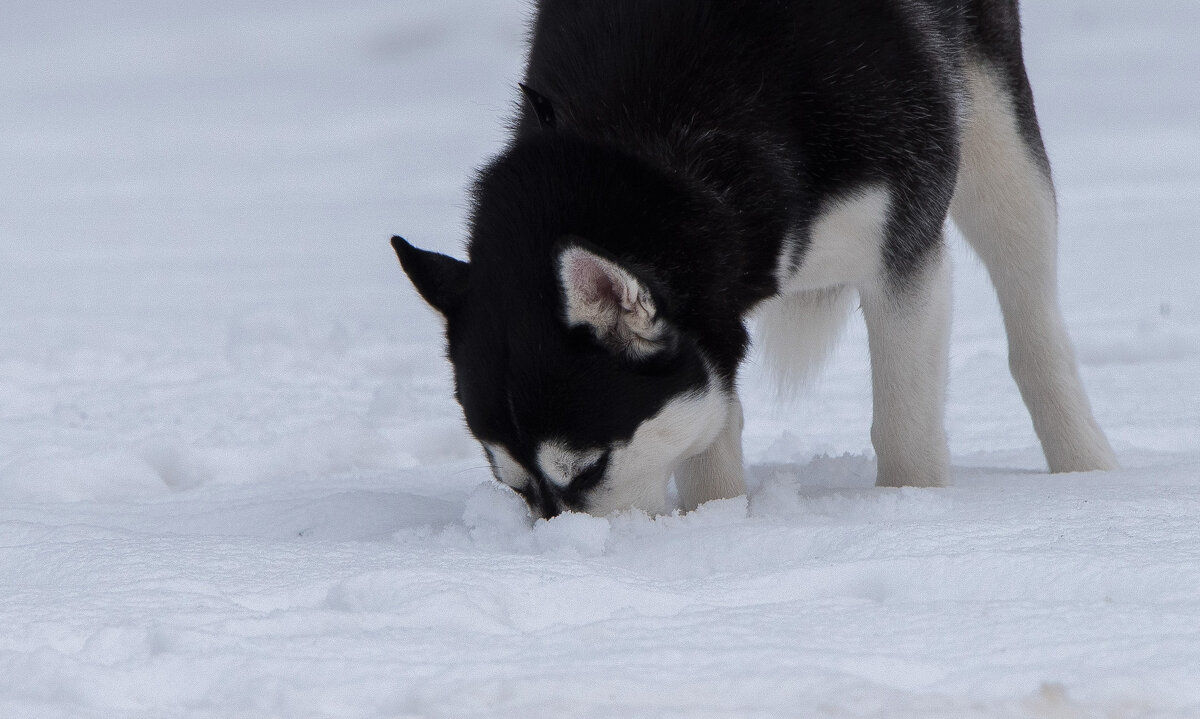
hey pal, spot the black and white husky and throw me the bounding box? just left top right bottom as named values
left=393, top=0, right=1116, bottom=518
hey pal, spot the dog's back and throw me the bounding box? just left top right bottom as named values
left=522, top=0, right=965, bottom=276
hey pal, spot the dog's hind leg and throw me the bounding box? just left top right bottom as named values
left=860, top=245, right=953, bottom=488
left=950, top=59, right=1116, bottom=472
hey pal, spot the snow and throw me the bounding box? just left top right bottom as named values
left=2, top=1, right=1199, bottom=717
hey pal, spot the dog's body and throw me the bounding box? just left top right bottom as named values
left=394, top=0, right=1116, bottom=518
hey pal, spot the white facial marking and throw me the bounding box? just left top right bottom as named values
left=584, top=379, right=730, bottom=517
left=536, top=442, right=605, bottom=489
left=775, top=186, right=891, bottom=294
left=483, top=443, right=530, bottom=490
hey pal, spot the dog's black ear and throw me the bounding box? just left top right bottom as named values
left=557, top=242, right=673, bottom=359
left=519, top=82, right=557, bottom=130
left=391, top=236, right=468, bottom=317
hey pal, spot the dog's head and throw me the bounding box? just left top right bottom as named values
left=392, top=81, right=747, bottom=516
left=393, top=230, right=728, bottom=518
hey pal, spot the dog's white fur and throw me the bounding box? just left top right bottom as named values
left=541, top=382, right=732, bottom=516
left=949, top=61, right=1116, bottom=472
left=485, top=443, right=531, bottom=491
left=536, top=442, right=606, bottom=489
left=761, top=182, right=954, bottom=488
left=775, top=186, right=893, bottom=294
left=674, top=394, right=747, bottom=511
left=757, top=187, right=892, bottom=391
left=860, top=248, right=953, bottom=487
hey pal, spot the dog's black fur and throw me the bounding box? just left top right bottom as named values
left=393, top=0, right=1085, bottom=517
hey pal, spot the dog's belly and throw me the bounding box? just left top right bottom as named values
left=774, top=185, right=892, bottom=294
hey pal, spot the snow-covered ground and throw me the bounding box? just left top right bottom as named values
left=2, top=1, right=1198, bottom=717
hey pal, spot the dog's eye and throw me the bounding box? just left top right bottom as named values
left=569, top=451, right=610, bottom=493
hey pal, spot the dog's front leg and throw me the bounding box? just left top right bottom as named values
left=675, top=394, right=747, bottom=511
left=860, top=247, right=952, bottom=488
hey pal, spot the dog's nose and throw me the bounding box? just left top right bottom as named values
left=519, top=479, right=562, bottom=520
left=538, top=494, right=563, bottom=519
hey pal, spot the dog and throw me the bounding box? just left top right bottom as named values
left=392, top=0, right=1117, bottom=518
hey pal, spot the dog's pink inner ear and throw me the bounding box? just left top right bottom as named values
left=558, top=244, right=666, bottom=357
left=568, top=252, right=624, bottom=309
